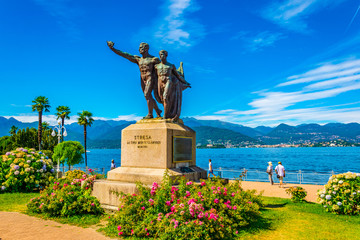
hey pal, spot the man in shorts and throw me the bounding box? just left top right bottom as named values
left=208, top=159, right=216, bottom=178
left=275, top=161, right=286, bottom=188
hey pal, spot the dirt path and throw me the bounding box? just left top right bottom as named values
left=0, top=212, right=113, bottom=240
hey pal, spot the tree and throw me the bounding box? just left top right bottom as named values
left=56, top=106, right=71, bottom=142
left=9, top=126, right=18, bottom=136
left=42, top=122, right=50, bottom=131
left=77, top=110, right=94, bottom=168
left=31, top=96, right=50, bottom=150
left=52, top=141, right=84, bottom=170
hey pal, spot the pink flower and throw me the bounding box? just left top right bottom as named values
left=201, top=181, right=206, bottom=186
left=186, top=181, right=193, bottom=185
left=198, top=191, right=202, bottom=196
left=211, top=186, right=216, bottom=190
left=231, top=192, right=235, bottom=197
left=118, top=232, right=123, bottom=236
left=91, top=203, right=95, bottom=206
left=214, top=199, right=219, bottom=204
left=145, top=228, right=148, bottom=232
left=247, top=201, right=252, bottom=204
left=117, top=226, right=122, bottom=231
left=131, top=229, right=134, bottom=235
left=141, top=206, right=145, bottom=210
left=171, top=206, right=176, bottom=212
left=147, top=233, right=149, bottom=236
left=149, top=198, right=154, bottom=204
left=180, top=210, right=185, bottom=215
left=235, top=231, right=239, bottom=234
left=171, top=186, right=178, bottom=193
left=233, top=205, right=237, bottom=210
left=166, top=201, right=171, bottom=206
left=186, top=191, right=191, bottom=197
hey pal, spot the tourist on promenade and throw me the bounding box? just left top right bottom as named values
left=266, top=161, right=274, bottom=185
left=275, top=161, right=286, bottom=188
left=110, top=159, right=116, bottom=170
left=208, top=159, right=216, bottom=178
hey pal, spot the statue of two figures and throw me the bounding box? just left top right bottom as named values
left=107, top=41, right=191, bottom=122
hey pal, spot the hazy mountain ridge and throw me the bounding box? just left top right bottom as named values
left=1, top=116, right=360, bottom=148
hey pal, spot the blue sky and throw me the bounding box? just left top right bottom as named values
left=1, top=0, right=360, bottom=127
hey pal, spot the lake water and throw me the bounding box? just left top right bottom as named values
left=75, top=147, right=360, bottom=184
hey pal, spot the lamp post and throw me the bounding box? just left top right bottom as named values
left=52, top=121, right=67, bottom=177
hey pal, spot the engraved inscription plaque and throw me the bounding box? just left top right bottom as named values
left=173, top=136, right=192, bottom=163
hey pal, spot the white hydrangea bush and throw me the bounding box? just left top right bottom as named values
left=317, top=172, right=360, bottom=215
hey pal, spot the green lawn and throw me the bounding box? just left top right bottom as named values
left=1, top=193, right=359, bottom=239
left=238, top=197, right=360, bottom=240
left=0, top=192, right=105, bottom=228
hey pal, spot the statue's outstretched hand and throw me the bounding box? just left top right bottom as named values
left=107, top=41, right=114, bottom=48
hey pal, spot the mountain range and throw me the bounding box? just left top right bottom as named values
left=1, top=116, right=360, bottom=148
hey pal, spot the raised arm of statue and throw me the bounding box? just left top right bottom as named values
left=107, top=41, right=139, bottom=64
left=172, top=64, right=190, bottom=86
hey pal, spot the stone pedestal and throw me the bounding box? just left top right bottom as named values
left=92, top=119, right=207, bottom=208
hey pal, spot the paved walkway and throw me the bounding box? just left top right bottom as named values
left=240, top=181, right=323, bottom=202
left=0, top=212, right=113, bottom=240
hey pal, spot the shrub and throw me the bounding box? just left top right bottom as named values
left=317, top=172, right=360, bottom=215
left=285, top=186, right=307, bottom=202
left=27, top=171, right=103, bottom=217
left=65, top=169, right=87, bottom=182
left=0, top=148, right=55, bottom=193
left=105, top=175, right=263, bottom=239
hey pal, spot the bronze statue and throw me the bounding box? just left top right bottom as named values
left=107, top=41, right=162, bottom=119
left=155, top=50, right=191, bottom=121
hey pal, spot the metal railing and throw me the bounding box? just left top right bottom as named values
left=213, top=167, right=335, bottom=185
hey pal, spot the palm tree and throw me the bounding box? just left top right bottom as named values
left=42, top=122, right=50, bottom=131
left=77, top=110, right=94, bottom=168
left=56, top=106, right=71, bottom=142
left=9, top=125, right=18, bottom=136
left=31, top=96, right=50, bottom=150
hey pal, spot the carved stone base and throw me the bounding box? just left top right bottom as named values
left=92, top=120, right=207, bottom=209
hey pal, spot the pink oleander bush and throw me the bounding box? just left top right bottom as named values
left=27, top=170, right=103, bottom=217
left=105, top=174, right=263, bottom=239
left=317, top=172, right=360, bottom=215
left=0, top=148, right=55, bottom=193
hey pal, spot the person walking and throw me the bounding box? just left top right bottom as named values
left=266, top=161, right=274, bottom=185
left=275, top=161, right=286, bottom=188
left=110, top=159, right=116, bottom=170
left=208, top=159, right=216, bottom=178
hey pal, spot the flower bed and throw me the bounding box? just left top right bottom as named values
left=0, top=148, right=55, bottom=192
left=317, top=172, right=360, bottom=215
left=27, top=170, right=103, bottom=217
left=105, top=175, right=263, bottom=239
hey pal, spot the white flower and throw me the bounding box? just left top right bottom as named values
left=325, top=195, right=332, bottom=200
left=27, top=160, right=31, bottom=163
left=39, top=169, right=43, bottom=173
left=14, top=170, right=19, bottom=175
left=337, top=202, right=342, bottom=206
left=332, top=191, right=337, bottom=195
left=320, top=194, right=325, bottom=198
left=323, top=205, right=328, bottom=208
left=338, top=180, right=343, bottom=184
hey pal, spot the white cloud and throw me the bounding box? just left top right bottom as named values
left=139, top=0, right=205, bottom=48
left=4, top=115, right=77, bottom=125
left=199, top=56, right=360, bottom=126
left=234, top=31, right=285, bottom=52
left=262, top=0, right=347, bottom=32
left=93, top=115, right=142, bottom=122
